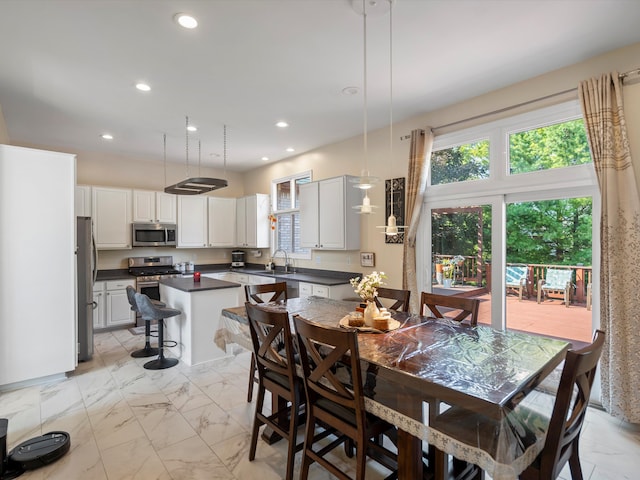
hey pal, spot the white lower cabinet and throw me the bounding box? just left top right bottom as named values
left=93, top=281, right=106, bottom=329
left=299, top=282, right=352, bottom=300
left=94, top=279, right=135, bottom=330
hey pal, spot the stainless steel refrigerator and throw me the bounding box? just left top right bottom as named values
left=77, top=216, right=97, bottom=361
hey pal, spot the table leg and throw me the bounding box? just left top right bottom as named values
left=397, top=428, right=423, bottom=479
left=260, top=393, right=286, bottom=444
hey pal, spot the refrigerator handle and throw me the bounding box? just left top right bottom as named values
left=91, top=227, right=98, bottom=284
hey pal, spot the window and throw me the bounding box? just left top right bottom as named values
left=509, top=119, right=591, bottom=174
left=431, top=139, right=490, bottom=185
left=420, top=100, right=599, bottom=342
left=271, top=171, right=312, bottom=258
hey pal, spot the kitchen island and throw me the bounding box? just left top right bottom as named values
left=159, top=277, right=241, bottom=366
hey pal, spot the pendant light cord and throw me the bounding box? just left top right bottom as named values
left=185, top=116, right=190, bottom=178
left=223, top=124, right=227, bottom=178
left=163, top=133, right=167, bottom=187
left=389, top=0, right=394, bottom=213
left=362, top=0, right=368, bottom=176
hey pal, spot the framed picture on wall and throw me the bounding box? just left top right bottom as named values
left=360, top=252, right=375, bottom=267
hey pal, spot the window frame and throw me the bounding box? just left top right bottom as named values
left=418, top=100, right=599, bottom=333
left=270, top=170, right=312, bottom=260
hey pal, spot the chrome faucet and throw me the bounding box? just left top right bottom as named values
left=272, top=249, right=290, bottom=272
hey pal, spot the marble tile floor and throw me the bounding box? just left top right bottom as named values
left=0, top=329, right=638, bottom=480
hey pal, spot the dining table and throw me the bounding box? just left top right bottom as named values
left=214, top=296, right=570, bottom=480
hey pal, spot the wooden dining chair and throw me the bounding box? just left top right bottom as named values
left=420, top=292, right=480, bottom=325
left=245, top=302, right=303, bottom=480
left=244, top=282, right=288, bottom=402
left=293, top=315, right=398, bottom=480
left=374, top=287, right=411, bottom=312
left=431, top=329, right=605, bottom=480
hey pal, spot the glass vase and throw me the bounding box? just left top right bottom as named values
left=364, top=301, right=380, bottom=327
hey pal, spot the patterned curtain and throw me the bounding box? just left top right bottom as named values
left=579, top=72, right=640, bottom=423
left=402, top=129, right=433, bottom=314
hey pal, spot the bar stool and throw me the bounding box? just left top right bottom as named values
left=126, top=286, right=162, bottom=358
left=134, top=293, right=182, bottom=370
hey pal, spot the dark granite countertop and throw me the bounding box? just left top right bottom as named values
left=195, top=263, right=357, bottom=286
left=96, top=269, right=133, bottom=281
left=159, top=276, right=241, bottom=293
left=96, top=263, right=358, bottom=286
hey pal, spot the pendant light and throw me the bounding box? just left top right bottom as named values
left=352, top=0, right=379, bottom=214
left=164, top=116, right=228, bottom=195
left=377, top=0, right=406, bottom=236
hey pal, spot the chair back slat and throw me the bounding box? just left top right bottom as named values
left=293, top=315, right=365, bottom=412
left=245, top=282, right=288, bottom=304
left=544, top=269, right=573, bottom=289
left=505, top=265, right=528, bottom=286
left=245, top=302, right=296, bottom=384
left=420, top=292, right=480, bottom=325
left=374, top=287, right=411, bottom=312
left=539, top=329, right=605, bottom=478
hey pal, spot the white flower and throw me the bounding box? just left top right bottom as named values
left=350, top=271, right=387, bottom=301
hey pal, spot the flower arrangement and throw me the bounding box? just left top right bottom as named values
left=441, top=255, right=465, bottom=279
left=350, top=271, right=387, bottom=302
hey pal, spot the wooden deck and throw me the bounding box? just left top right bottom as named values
left=476, top=293, right=593, bottom=343
left=435, top=284, right=593, bottom=344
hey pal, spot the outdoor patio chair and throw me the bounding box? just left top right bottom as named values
left=537, top=268, right=573, bottom=307
left=506, top=264, right=529, bottom=301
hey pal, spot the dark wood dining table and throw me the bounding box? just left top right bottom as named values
left=215, top=296, right=570, bottom=480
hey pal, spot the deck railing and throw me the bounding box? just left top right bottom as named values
left=433, top=255, right=592, bottom=305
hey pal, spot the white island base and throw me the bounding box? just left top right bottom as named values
left=160, top=278, right=241, bottom=366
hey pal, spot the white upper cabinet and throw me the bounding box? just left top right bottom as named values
left=300, top=175, right=360, bottom=250
left=75, top=185, right=92, bottom=217
left=92, top=186, right=132, bottom=249
left=177, top=195, right=208, bottom=248
left=208, top=197, right=236, bottom=247
left=133, top=190, right=176, bottom=223
left=236, top=194, right=270, bottom=248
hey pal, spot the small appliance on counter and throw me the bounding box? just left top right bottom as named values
left=231, top=250, right=245, bottom=268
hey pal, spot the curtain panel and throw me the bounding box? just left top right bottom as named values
left=402, top=129, right=433, bottom=314
left=579, top=72, right=640, bottom=423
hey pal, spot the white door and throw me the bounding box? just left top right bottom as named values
left=177, top=196, right=208, bottom=248
left=156, top=192, right=177, bottom=223
left=208, top=197, right=236, bottom=247
left=318, top=177, right=345, bottom=249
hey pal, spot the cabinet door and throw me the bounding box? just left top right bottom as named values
left=177, top=196, right=208, bottom=248
left=93, top=282, right=106, bottom=329
left=254, top=193, right=270, bottom=248
left=92, top=187, right=132, bottom=249
left=75, top=185, right=92, bottom=217
left=318, top=177, right=345, bottom=249
left=106, top=289, right=134, bottom=327
left=208, top=197, right=236, bottom=247
left=132, top=190, right=155, bottom=223
left=299, top=182, right=319, bottom=248
left=299, top=282, right=313, bottom=297
left=236, top=197, right=247, bottom=246
left=156, top=192, right=177, bottom=223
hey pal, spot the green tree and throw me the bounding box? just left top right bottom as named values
left=431, top=140, right=489, bottom=185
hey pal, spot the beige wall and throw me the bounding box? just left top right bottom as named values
left=243, top=42, right=640, bottom=288
left=2, top=43, right=639, bottom=277
left=0, top=104, right=9, bottom=144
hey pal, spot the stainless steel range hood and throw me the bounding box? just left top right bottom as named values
left=164, top=177, right=228, bottom=195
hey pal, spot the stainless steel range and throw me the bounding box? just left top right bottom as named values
left=128, top=256, right=181, bottom=326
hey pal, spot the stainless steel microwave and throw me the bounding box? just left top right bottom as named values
left=132, top=223, right=177, bottom=247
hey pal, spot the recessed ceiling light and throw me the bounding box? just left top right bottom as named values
left=261, top=156, right=270, bottom=161
left=187, top=125, right=197, bottom=132
left=275, top=121, right=289, bottom=128
left=286, top=147, right=295, bottom=152
left=342, top=86, right=359, bottom=96
left=174, top=13, right=198, bottom=29
left=135, top=83, right=151, bottom=92
left=101, top=133, right=113, bottom=140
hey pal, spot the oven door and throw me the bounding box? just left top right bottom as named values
left=136, top=280, right=161, bottom=326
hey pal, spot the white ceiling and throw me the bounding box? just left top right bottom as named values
left=1, top=0, right=639, bottom=172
